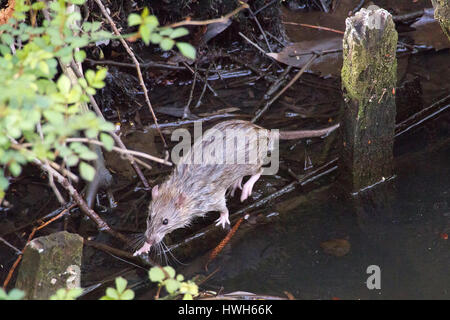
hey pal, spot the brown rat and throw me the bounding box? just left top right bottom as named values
left=133, top=119, right=339, bottom=255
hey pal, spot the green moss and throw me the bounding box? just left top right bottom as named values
left=341, top=10, right=397, bottom=109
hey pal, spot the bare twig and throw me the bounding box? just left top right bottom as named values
left=395, top=95, right=450, bottom=137
left=238, top=32, right=267, bottom=55
left=253, top=0, right=278, bottom=15
left=247, top=6, right=272, bottom=52
left=166, top=3, right=249, bottom=28
left=183, top=61, right=218, bottom=97
left=252, top=54, right=318, bottom=123
left=184, top=65, right=198, bottom=118
left=195, top=64, right=212, bottom=108
left=93, top=0, right=167, bottom=148
left=64, top=138, right=172, bottom=166
left=282, top=21, right=345, bottom=35
left=0, top=237, right=22, bottom=255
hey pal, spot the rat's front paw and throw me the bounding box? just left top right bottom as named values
left=215, top=212, right=230, bottom=229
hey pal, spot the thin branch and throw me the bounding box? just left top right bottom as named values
left=238, top=32, right=268, bottom=55
left=64, top=138, right=172, bottom=166
left=252, top=54, right=319, bottom=123
left=93, top=0, right=167, bottom=148
left=282, top=21, right=345, bottom=35
left=166, top=3, right=249, bottom=28
left=247, top=6, right=272, bottom=52
left=184, top=65, right=198, bottom=118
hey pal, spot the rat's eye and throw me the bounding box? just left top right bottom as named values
left=162, top=218, right=168, bottom=225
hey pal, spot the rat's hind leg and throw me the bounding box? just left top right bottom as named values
left=229, top=177, right=243, bottom=197
left=240, top=169, right=263, bottom=202
left=215, top=197, right=230, bottom=229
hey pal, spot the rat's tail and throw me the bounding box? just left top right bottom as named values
left=277, top=123, right=340, bottom=140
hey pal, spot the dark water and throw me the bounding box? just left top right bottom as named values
left=205, top=130, right=450, bottom=299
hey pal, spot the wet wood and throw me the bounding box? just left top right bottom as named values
left=340, top=6, right=398, bottom=192
left=432, top=0, right=450, bottom=41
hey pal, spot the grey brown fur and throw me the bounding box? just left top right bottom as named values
left=134, top=120, right=339, bottom=255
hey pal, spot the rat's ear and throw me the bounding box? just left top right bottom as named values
left=175, top=193, right=186, bottom=208
left=151, top=185, right=159, bottom=199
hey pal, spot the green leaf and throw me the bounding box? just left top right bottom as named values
left=8, top=162, right=22, bottom=177
left=66, top=288, right=83, bottom=300
left=176, top=42, right=196, bottom=60
left=140, top=24, right=151, bottom=45
left=183, top=293, right=193, bottom=300
left=74, top=50, right=86, bottom=63
left=160, top=38, right=175, bottom=51
left=149, top=267, right=165, bottom=282
left=38, top=61, right=49, bottom=75
left=105, top=288, right=119, bottom=300
left=163, top=266, right=176, bottom=278
left=5, top=288, right=24, bottom=300
left=145, top=15, right=159, bottom=29
left=120, top=289, right=135, bottom=300
left=0, top=175, right=9, bottom=192
left=79, top=161, right=95, bottom=181
left=78, top=148, right=97, bottom=161
left=128, top=14, right=142, bottom=27
left=164, top=279, right=180, bottom=294
left=43, top=110, right=64, bottom=124
left=159, top=28, right=173, bottom=37
left=141, top=7, right=149, bottom=19
left=68, top=0, right=86, bottom=4
left=85, top=70, right=95, bottom=86
left=66, top=154, right=79, bottom=167
left=115, top=277, right=127, bottom=294
left=1, top=33, right=14, bottom=45
left=176, top=274, right=184, bottom=282
left=57, top=75, right=71, bottom=95
left=31, top=2, right=45, bottom=10
left=0, top=288, right=7, bottom=300
left=169, top=28, right=189, bottom=39
left=149, top=32, right=162, bottom=45
left=100, top=133, right=114, bottom=152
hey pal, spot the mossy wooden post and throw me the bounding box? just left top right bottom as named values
left=15, top=231, right=83, bottom=300
left=340, top=6, right=397, bottom=193
left=432, top=0, right=450, bottom=41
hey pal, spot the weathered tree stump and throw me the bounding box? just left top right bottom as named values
left=340, top=6, right=398, bottom=193
left=15, top=231, right=83, bottom=300
left=432, top=0, right=450, bottom=41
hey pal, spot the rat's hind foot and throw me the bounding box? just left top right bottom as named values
left=240, top=169, right=262, bottom=202
left=215, top=210, right=230, bottom=229
left=229, top=177, right=243, bottom=197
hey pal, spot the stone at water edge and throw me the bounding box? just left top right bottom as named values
left=15, top=231, right=83, bottom=300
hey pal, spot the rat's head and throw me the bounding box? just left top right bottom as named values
left=133, top=184, right=189, bottom=256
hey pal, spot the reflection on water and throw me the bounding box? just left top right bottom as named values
left=208, top=133, right=450, bottom=299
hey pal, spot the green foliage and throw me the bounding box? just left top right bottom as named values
left=128, top=8, right=196, bottom=60
left=0, top=288, right=25, bottom=300
left=0, top=1, right=196, bottom=199
left=100, top=277, right=135, bottom=300
left=0, top=0, right=116, bottom=198
left=49, top=287, right=83, bottom=300
left=149, top=266, right=199, bottom=300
